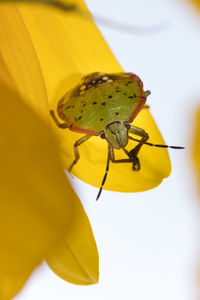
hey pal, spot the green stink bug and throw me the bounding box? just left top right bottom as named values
left=50, top=72, right=184, bottom=200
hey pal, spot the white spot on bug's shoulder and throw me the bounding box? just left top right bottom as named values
left=80, top=85, right=86, bottom=91
left=107, top=79, right=113, bottom=83
left=92, top=80, right=96, bottom=83
left=102, top=76, right=109, bottom=81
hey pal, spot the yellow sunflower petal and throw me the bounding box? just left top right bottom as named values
left=16, top=0, right=171, bottom=192
left=0, top=78, right=98, bottom=298
left=193, top=107, right=200, bottom=191
left=0, top=79, right=72, bottom=299
left=0, top=3, right=48, bottom=118
left=0, top=19, right=98, bottom=297
left=189, top=0, right=200, bottom=11
left=46, top=200, right=99, bottom=285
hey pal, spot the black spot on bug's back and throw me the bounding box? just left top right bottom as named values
left=101, top=102, right=106, bottom=106
left=123, top=92, right=127, bottom=96
left=116, top=90, right=121, bottom=93
left=78, top=115, right=82, bottom=120
left=100, top=118, right=104, bottom=121
left=108, top=95, right=112, bottom=98
left=128, top=96, right=134, bottom=98
left=92, top=101, right=97, bottom=105
left=75, top=117, right=78, bottom=121
left=66, top=105, right=71, bottom=109
left=116, top=112, right=119, bottom=115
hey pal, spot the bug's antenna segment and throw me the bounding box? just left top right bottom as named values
left=129, top=136, right=185, bottom=149
left=96, top=145, right=111, bottom=201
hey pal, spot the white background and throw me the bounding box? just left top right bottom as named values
left=16, top=0, right=200, bottom=299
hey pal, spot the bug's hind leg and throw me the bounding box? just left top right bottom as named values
left=68, top=134, right=91, bottom=173
left=128, top=126, right=149, bottom=170
left=50, top=110, right=69, bottom=129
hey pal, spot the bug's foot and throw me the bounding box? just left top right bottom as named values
left=132, top=156, right=140, bottom=171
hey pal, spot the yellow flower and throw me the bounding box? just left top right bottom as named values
left=0, top=0, right=171, bottom=298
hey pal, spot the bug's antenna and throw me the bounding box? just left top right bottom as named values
left=96, top=146, right=111, bottom=201
left=129, top=136, right=184, bottom=149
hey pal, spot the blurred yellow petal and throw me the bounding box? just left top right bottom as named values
left=0, top=79, right=74, bottom=299
left=46, top=202, right=99, bottom=285
left=0, top=78, right=98, bottom=298
left=0, top=3, right=48, bottom=118
left=189, top=0, right=200, bottom=11
left=193, top=107, right=200, bottom=191
left=0, top=6, right=99, bottom=297
left=16, top=0, right=171, bottom=192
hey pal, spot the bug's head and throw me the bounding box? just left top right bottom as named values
left=100, top=121, right=130, bottom=149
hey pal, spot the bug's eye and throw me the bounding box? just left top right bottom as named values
left=100, top=133, right=106, bottom=139
left=125, top=123, right=131, bottom=130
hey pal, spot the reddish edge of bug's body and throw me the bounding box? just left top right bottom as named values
left=69, top=125, right=99, bottom=136
left=129, top=97, right=146, bottom=123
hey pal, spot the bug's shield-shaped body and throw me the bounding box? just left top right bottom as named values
left=57, top=72, right=146, bottom=135
left=50, top=72, right=183, bottom=200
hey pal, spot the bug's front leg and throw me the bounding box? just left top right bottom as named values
left=109, top=145, right=135, bottom=163
left=68, top=134, right=91, bottom=172
left=50, top=110, right=69, bottom=129
left=128, top=126, right=149, bottom=170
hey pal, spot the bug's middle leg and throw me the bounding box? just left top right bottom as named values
left=128, top=126, right=149, bottom=170
left=68, top=134, right=91, bottom=172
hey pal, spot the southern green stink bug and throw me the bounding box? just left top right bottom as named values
left=50, top=72, right=184, bottom=200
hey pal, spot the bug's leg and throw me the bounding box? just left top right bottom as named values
left=68, top=134, right=91, bottom=173
left=142, top=91, right=151, bottom=109
left=145, top=90, right=151, bottom=97
left=96, top=144, right=138, bottom=200
left=96, top=145, right=139, bottom=200
left=96, top=144, right=136, bottom=200
left=109, top=145, right=135, bottom=163
left=128, top=126, right=149, bottom=170
left=50, top=110, right=69, bottom=129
